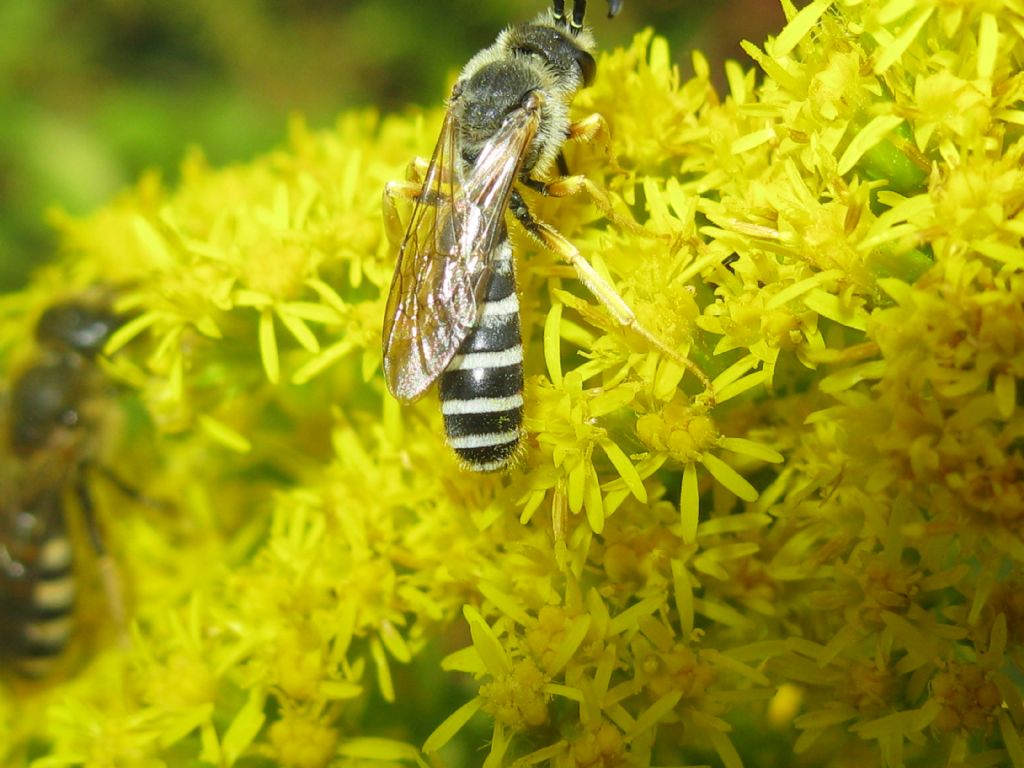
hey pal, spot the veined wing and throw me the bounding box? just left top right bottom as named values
left=382, top=94, right=543, bottom=402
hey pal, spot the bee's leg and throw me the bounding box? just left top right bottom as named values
left=93, top=464, right=173, bottom=514
left=74, top=474, right=128, bottom=644
left=531, top=113, right=648, bottom=235
left=529, top=114, right=616, bottom=195
left=509, top=189, right=715, bottom=402
left=74, top=474, right=106, bottom=558
left=567, top=113, right=621, bottom=172
left=568, top=113, right=606, bottom=143
left=405, top=156, right=434, bottom=183
left=383, top=181, right=418, bottom=245
left=382, top=182, right=448, bottom=242
left=382, top=179, right=449, bottom=246
left=524, top=175, right=585, bottom=197
left=523, top=172, right=649, bottom=238
left=556, top=151, right=571, bottom=178
left=405, top=155, right=460, bottom=186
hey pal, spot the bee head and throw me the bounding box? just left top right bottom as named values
left=36, top=299, right=124, bottom=359
left=450, top=1, right=617, bottom=175
left=512, top=19, right=597, bottom=87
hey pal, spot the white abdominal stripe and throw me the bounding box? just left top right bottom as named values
left=439, top=239, right=524, bottom=471
left=446, top=429, right=521, bottom=450
left=479, top=293, right=519, bottom=318
left=442, top=392, right=524, bottom=415
left=447, top=344, right=523, bottom=372
left=7, top=532, right=76, bottom=674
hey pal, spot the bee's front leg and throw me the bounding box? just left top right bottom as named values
left=567, top=113, right=621, bottom=173
left=522, top=171, right=650, bottom=238
left=526, top=112, right=647, bottom=234
left=548, top=113, right=618, bottom=180
left=566, top=113, right=609, bottom=146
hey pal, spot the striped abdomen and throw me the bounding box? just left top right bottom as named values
left=440, top=239, right=524, bottom=471
left=1, top=501, right=77, bottom=677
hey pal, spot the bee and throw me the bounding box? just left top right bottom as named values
left=382, top=0, right=712, bottom=472
left=0, top=297, right=125, bottom=677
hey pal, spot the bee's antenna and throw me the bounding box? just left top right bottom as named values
left=560, top=0, right=619, bottom=31
left=553, top=0, right=566, bottom=26
left=570, top=0, right=586, bottom=33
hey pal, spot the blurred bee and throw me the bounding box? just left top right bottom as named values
left=0, top=296, right=125, bottom=677
left=382, top=0, right=709, bottom=472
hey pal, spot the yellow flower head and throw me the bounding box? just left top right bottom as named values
left=3, top=2, right=1024, bottom=767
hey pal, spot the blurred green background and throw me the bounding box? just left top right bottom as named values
left=0, top=0, right=783, bottom=291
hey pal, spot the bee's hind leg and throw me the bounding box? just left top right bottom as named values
left=509, top=189, right=715, bottom=403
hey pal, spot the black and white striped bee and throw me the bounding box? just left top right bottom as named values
left=0, top=297, right=124, bottom=677
left=383, top=0, right=706, bottom=472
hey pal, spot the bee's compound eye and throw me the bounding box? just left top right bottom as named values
left=574, top=49, right=596, bottom=86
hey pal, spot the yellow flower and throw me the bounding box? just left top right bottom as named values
left=267, top=709, right=338, bottom=768
left=930, top=663, right=1003, bottom=733
left=5, top=2, right=1024, bottom=767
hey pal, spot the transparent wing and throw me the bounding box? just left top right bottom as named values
left=382, top=107, right=470, bottom=401
left=382, top=96, right=542, bottom=401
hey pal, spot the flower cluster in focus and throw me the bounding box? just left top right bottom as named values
left=1, top=1, right=1023, bottom=767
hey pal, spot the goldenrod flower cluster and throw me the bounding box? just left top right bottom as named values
left=2, top=0, right=1023, bottom=766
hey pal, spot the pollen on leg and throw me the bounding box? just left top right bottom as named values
left=567, top=112, right=622, bottom=172
left=567, top=113, right=607, bottom=143
left=541, top=175, right=588, bottom=197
